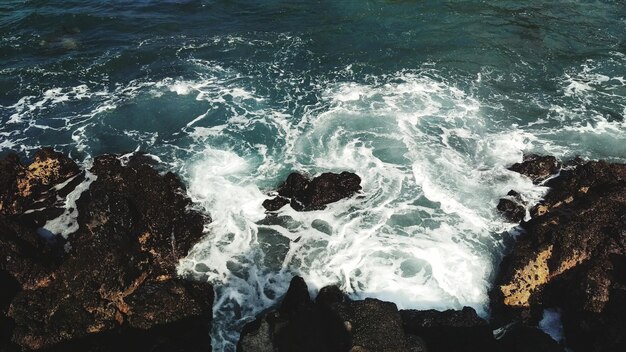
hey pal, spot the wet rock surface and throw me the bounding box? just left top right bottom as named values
left=497, top=190, right=527, bottom=223
left=495, top=158, right=626, bottom=351
left=0, top=150, right=213, bottom=351
left=508, top=154, right=561, bottom=184
left=238, top=277, right=563, bottom=352
left=0, top=148, right=83, bottom=227
left=237, top=276, right=415, bottom=352
left=263, top=172, right=361, bottom=211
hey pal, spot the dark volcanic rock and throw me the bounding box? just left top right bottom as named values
left=238, top=277, right=413, bottom=352
left=400, top=307, right=497, bottom=352
left=306, top=172, right=362, bottom=209
left=277, top=173, right=310, bottom=199
left=494, top=158, right=626, bottom=351
left=240, top=277, right=565, bottom=352
left=0, top=148, right=81, bottom=227
left=0, top=215, right=61, bottom=291
left=496, top=323, right=563, bottom=352
left=263, top=172, right=362, bottom=211
left=497, top=190, right=526, bottom=223
left=262, top=197, right=290, bottom=212
left=508, top=154, right=561, bottom=184
left=1, top=151, right=213, bottom=351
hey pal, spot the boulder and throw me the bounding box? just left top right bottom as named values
left=400, top=307, right=497, bottom=352
left=494, top=158, right=626, bottom=351
left=263, top=172, right=362, bottom=211
left=262, top=197, right=290, bottom=212
left=497, top=190, right=526, bottom=223
left=0, top=151, right=214, bottom=351
left=238, top=277, right=564, bottom=352
left=238, top=277, right=414, bottom=352
left=508, top=154, right=561, bottom=184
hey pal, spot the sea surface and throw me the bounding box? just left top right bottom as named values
left=1, top=0, right=625, bottom=350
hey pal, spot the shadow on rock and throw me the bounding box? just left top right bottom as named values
left=1, top=150, right=214, bottom=351
left=238, top=277, right=564, bottom=352
left=493, top=157, right=626, bottom=351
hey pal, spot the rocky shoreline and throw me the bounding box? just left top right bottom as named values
left=492, top=155, right=626, bottom=352
left=1, top=148, right=624, bottom=351
left=1, top=149, right=213, bottom=351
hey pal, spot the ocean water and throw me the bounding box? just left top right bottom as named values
left=1, top=0, right=625, bottom=350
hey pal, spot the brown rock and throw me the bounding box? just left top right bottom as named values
left=508, top=154, right=561, bottom=184
left=493, top=158, right=626, bottom=351
left=1, top=150, right=214, bottom=351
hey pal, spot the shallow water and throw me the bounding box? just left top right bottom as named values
left=1, top=1, right=625, bottom=350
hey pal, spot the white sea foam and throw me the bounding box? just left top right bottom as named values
left=42, top=171, right=96, bottom=239
left=178, top=70, right=556, bottom=351
left=539, top=308, right=564, bottom=343
left=4, top=37, right=625, bottom=352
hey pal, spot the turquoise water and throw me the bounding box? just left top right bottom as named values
left=2, top=1, right=626, bottom=350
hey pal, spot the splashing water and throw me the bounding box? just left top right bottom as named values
left=1, top=1, right=626, bottom=351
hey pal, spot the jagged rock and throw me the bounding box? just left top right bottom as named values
left=494, top=158, right=626, bottom=351
left=400, top=307, right=497, bottom=352
left=339, top=299, right=411, bottom=352
left=238, top=277, right=414, bottom=352
left=304, top=172, right=362, bottom=209
left=0, top=148, right=80, bottom=219
left=497, top=190, right=526, bottom=223
left=0, top=216, right=61, bottom=292
left=262, top=197, right=290, bottom=212
left=238, top=277, right=564, bottom=352
left=263, top=172, right=362, bottom=211
left=277, top=173, right=310, bottom=199
left=531, top=160, right=626, bottom=217
left=1, top=151, right=213, bottom=351
left=508, top=154, right=561, bottom=184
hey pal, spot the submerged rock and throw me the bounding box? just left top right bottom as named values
left=494, top=158, right=626, bottom=351
left=0, top=150, right=213, bottom=351
left=263, top=172, right=362, bottom=211
left=508, top=154, right=561, bottom=184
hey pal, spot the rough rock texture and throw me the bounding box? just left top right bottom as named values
left=263, top=172, right=361, bottom=211
left=0, top=151, right=213, bottom=351
left=508, top=154, right=561, bottom=184
left=401, top=308, right=561, bottom=352
left=497, top=190, right=526, bottom=223
left=494, top=159, right=626, bottom=351
left=262, top=196, right=290, bottom=212
left=239, top=277, right=563, bottom=352
left=0, top=148, right=82, bottom=227
left=238, top=276, right=414, bottom=352
left=400, top=307, right=496, bottom=351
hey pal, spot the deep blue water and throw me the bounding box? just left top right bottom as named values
left=2, top=1, right=625, bottom=350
